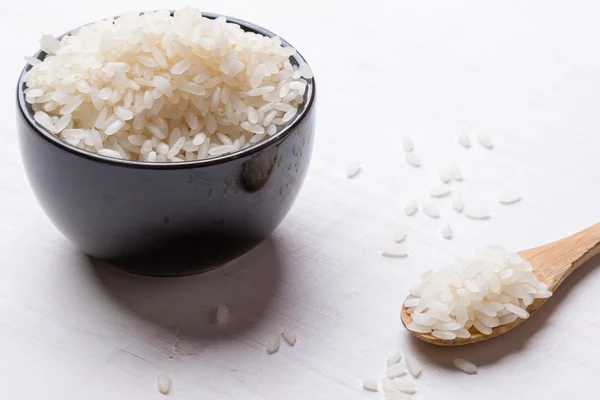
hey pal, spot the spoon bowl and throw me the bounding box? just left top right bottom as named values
left=401, top=223, right=600, bottom=346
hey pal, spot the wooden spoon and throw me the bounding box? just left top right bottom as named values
left=401, top=223, right=600, bottom=346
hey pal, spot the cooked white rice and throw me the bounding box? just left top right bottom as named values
left=405, top=246, right=552, bottom=339
left=23, top=7, right=312, bottom=162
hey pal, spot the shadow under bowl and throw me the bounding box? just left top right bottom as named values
left=16, top=12, right=316, bottom=276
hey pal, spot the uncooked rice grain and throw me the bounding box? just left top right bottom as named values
left=422, top=202, right=440, bottom=218
left=382, top=245, right=408, bottom=258
left=387, top=351, right=403, bottom=367
left=430, top=184, right=451, bottom=198
left=405, top=153, right=420, bottom=167
left=453, top=359, right=477, bottom=374
left=449, top=164, right=463, bottom=181
left=452, top=192, right=465, bottom=212
left=478, top=134, right=493, bottom=149
left=282, top=329, right=297, bottom=346
left=402, top=136, right=414, bottom=152
left=392, top=377, right=416, bottom=394
left=386, top=363, right=408, bottom=379
left=266, top=332, right=281, bottom=354
left=499, top=190, right=521, bottom=205
left=405, top=356, right=422, bottom=378
left=441, top=222, right=453, bottom=240
left=432, top=330, right=456, bottom=340
left=346, top=162, right=362, bottom=179
left=363, top=378, right=378, bottom=392
left=216, top=304, right=229, bottom=324
left=381, top=377, right=397, bottom=393
left=438, top=167, right=451, bottom=183
left=23, top=7, right=311, bottom=162
left=393, top=227, right=407, bottom=243
left=457, top=132, right=471, bottom=148
left=157, top=373, right=170, bottom=394
left=405, top=199, right=419, bottom=216
left=465, top=206, right=491, bottom=220
left=405, top=246, right=551, bottom=339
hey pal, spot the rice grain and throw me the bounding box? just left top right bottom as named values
left=438, top=167, right=451, bottom=183
left=157, top=373, right=170, bottom=394
left=405, top=199, right=419, bottom=216
left=405, top=356, right=422, bottom=378
left=392, top=377, right=416, bottom=394
left=216, top=304, right=229, bottom=324
left=363, top=378, right=378, bottom=392
left=454, top=359, right=477, bottom=374
left=478, top=134, right=493, bottom=149
left=402, top=136, right=414, bottom=152
left=382, top=246, right=408, bottom=258
left=23, top=8, right=310, bottom=162
left=387, top=351, right=402, bottom=367
left=441, top=222, right=453, bottom=240
left=422, top=202, right=440, bottom=218
left=499, top=190, right=521, bottom=205
left=430, top=184, right=451, bottom=198
left=452, top=192, right=465, bottom=212
left=405, top=153, right=420, bottom=167
left=386, top=363, right=408, bottom=379
left=457, top=132, right=471, bottom=148
left=449, top=164, right=463, bottom=181
left=282, top=329, right=297, bottom=346
left=346, top=162, right=362, bottom=179
left=266, top=333, right=281, bottom=354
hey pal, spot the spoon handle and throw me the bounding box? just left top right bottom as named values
left=519, top=222, right=600, bottom=291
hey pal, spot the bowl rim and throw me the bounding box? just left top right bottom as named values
left=16, top=11, right=316, bottom=170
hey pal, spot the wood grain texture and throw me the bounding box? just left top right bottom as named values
left=401, top=222, right=600, bottom=345
left=4, top=1, right=600, bottom=399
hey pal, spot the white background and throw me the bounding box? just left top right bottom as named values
left=2, top=0, right=600, bottom=399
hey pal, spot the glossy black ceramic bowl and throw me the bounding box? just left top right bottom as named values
left=16, top=13, right=316, bottom=276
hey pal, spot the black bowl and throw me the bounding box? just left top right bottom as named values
left=16, top=13, right=316, bottom=276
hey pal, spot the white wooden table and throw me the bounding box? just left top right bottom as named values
left=2, top=0, right=600, bottom=398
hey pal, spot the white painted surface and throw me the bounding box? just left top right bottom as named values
left=2, top=0, right=600, bottom=398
